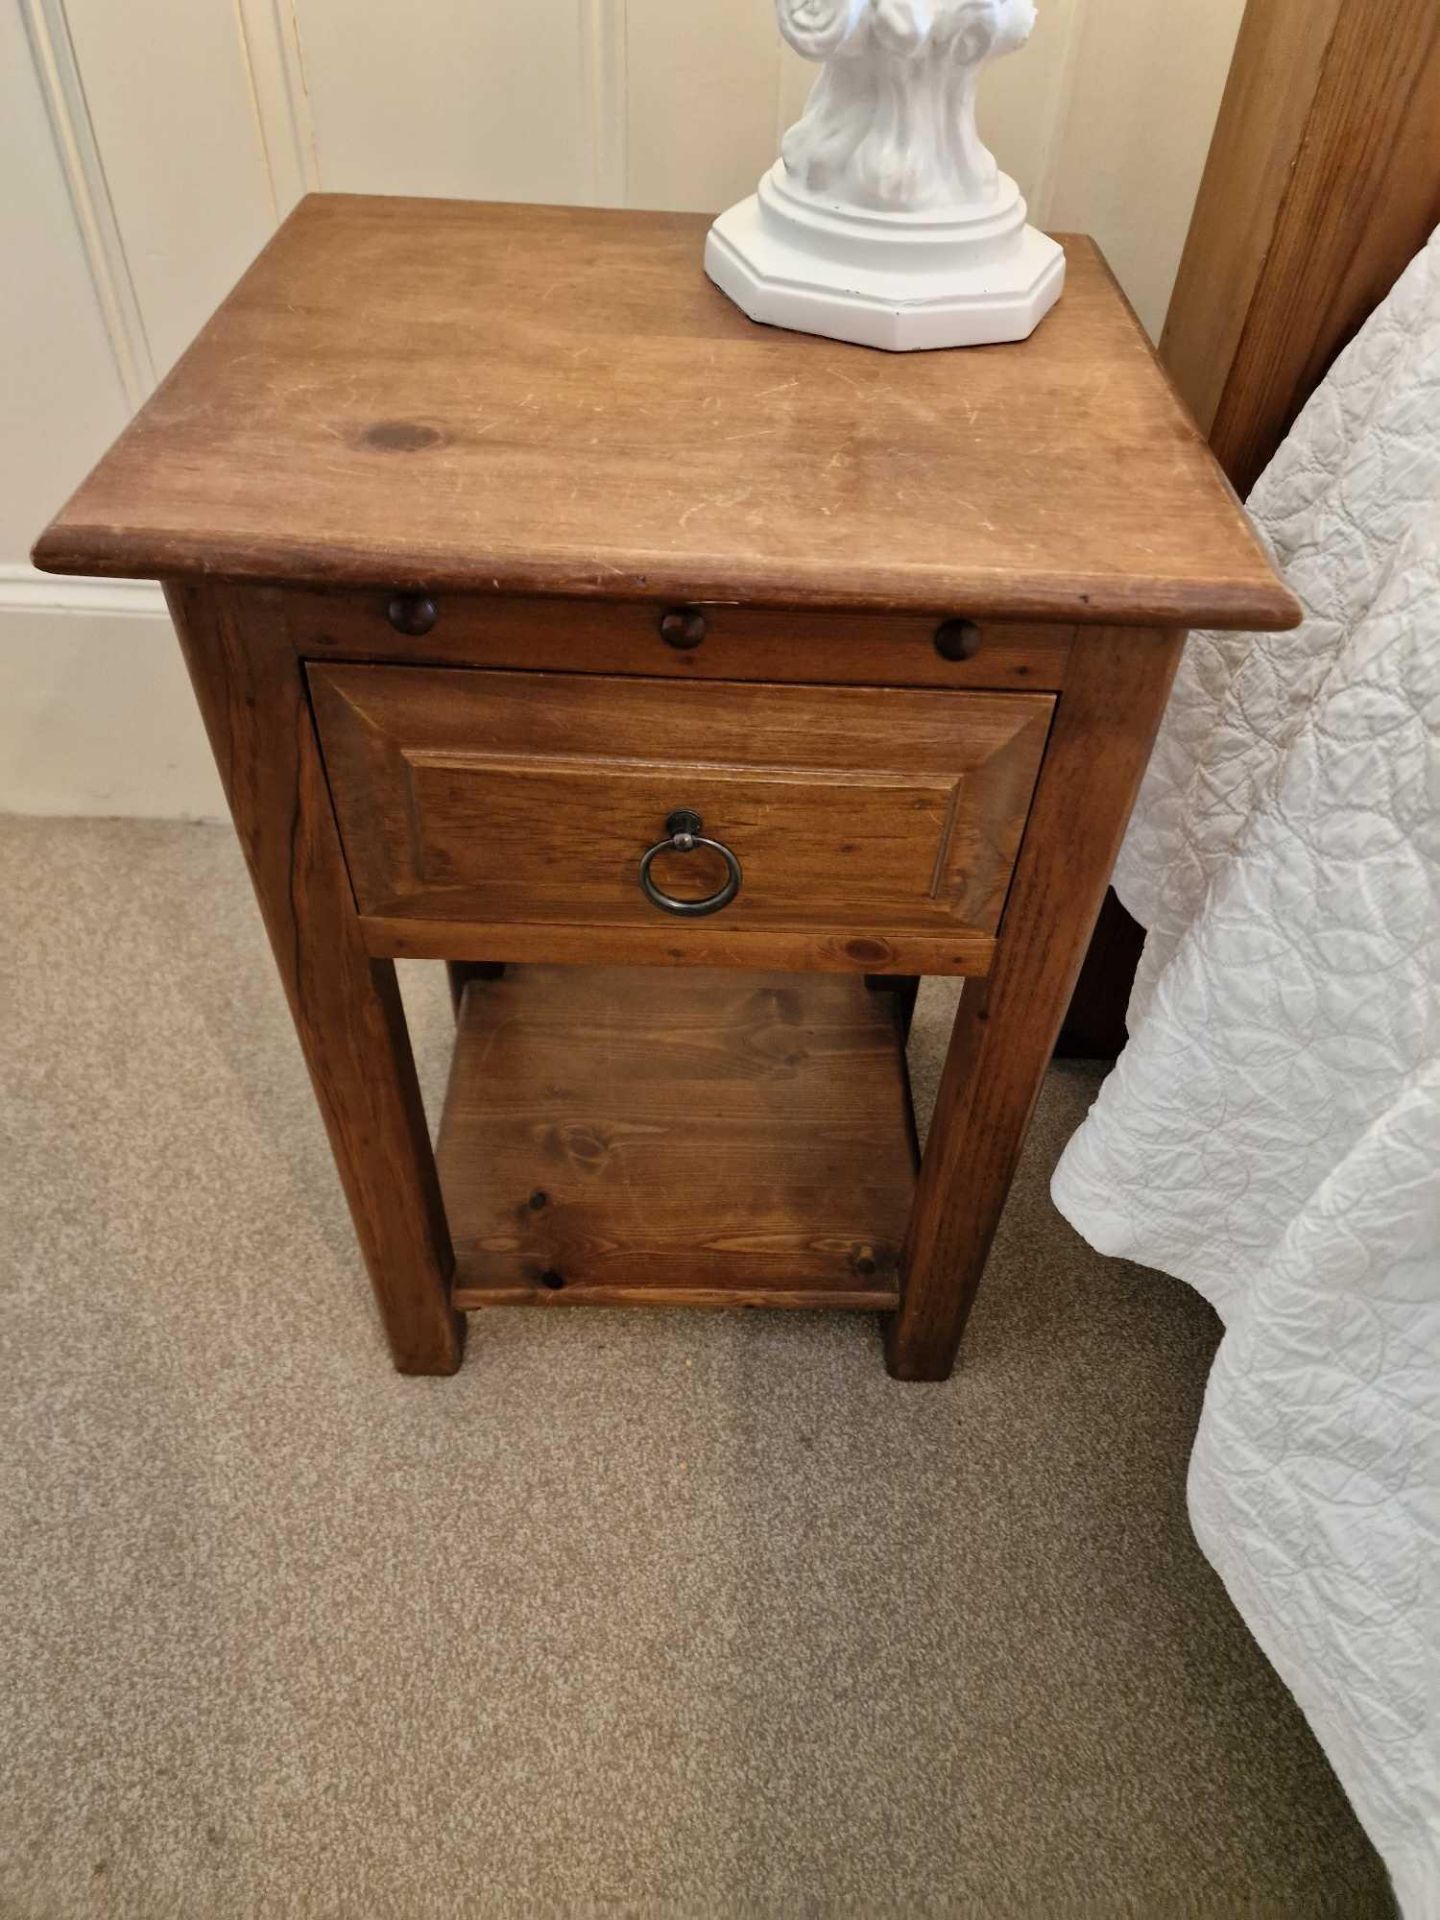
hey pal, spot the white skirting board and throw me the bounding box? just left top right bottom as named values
left=0, top=567, right=224, bottom=818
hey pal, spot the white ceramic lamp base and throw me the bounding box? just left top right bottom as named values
left=707, top=162, right=1064, bottom=352
left=707, top=0, right=1064, bottom=353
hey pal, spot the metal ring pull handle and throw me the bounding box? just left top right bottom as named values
left=639, top=809, right=742, bottom=918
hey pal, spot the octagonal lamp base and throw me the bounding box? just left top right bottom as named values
left=706, top=163, right=1065, bottom=353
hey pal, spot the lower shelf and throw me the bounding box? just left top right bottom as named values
left=437, top=965, right=917, bottom=1310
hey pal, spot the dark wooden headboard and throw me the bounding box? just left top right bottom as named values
left=1164, top=0, right=1440, bottom=500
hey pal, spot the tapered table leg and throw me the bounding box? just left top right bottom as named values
left=886, top=626, right=1184, bottom=1381
left=168, top=583, right=465, bottom=1375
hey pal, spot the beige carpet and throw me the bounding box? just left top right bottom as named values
left=0, top=815, right=1392, bottom=1918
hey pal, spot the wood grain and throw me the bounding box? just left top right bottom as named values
left=1162, top=0, right=1440, bottom=496
left=166, top=581, right=465, bottom=1375
left=366, top=917, right=996, bottom=977
left=310, top=663, right=1052, bottom=941
left=439, top=965, right=914, bottom=1307
left=886, top=625, right=1185, bottom=1381
left=34, top=196, right=1296, bottom=632
left=287, top=590, right=1077, bottom=693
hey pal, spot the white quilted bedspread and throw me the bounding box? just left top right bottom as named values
left=1052, top=231, right=1440, bottom=1912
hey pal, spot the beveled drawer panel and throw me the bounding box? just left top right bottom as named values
left=310, top=664, right=1052, bottom=963
left=285, top=587, right=1073, bottom=692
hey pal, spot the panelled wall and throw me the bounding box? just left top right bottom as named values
left=2, top=0, right=1243, bottom=817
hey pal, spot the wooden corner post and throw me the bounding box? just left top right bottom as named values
left=166, top=582, right=465, bottom=1376
left=886, top=626, right=1185, bottom=1381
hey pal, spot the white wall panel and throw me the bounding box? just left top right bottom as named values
left=0, top=6, right=222, bottom=818
left=235, top=0, right=321, bottom=210
left=2, top=5, right=132, bottom=552
left=625, top=0, right=789, bottom=214
left=981, top=0, right=1089, bottom=213
left=0, top=593, right=224, bottom=819
left=293, top=0, right=592, bottom=205
left=58, top=0, right=282, bottom=377
left=580, top=0, right=628, bottom=204
left=1045, top=0, right=1247, bottom=337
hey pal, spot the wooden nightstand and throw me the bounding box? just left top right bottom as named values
left=35, top=195, right=1297, bottom=1381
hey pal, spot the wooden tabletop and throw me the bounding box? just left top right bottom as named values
left=34, top=194, right=1297, bottom=629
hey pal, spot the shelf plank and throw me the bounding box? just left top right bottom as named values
left=438, top=966, right=915, bottom=1309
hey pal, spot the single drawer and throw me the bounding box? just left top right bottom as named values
left=309, top=664, right=1052, bottom=956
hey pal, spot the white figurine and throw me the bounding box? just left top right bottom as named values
left=706, top=0, right=1065, bottom=351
